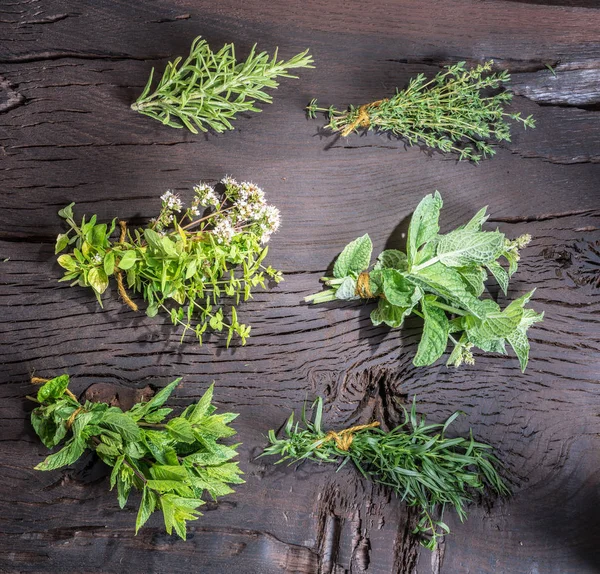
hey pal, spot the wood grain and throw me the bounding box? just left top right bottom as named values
left=1, top=1, right=599, bottom=573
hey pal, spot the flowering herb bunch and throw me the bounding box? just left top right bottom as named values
left=132, top=35, right=314, bottom=134
left=55, top=178, right=283, bottom=346
left=305, top=192, right=543, bottom=371
left=262, top=396, right=509, bottom=550
left=307, top=61, right=535, bottom=162
left=29, top=375, right=243, bottom=540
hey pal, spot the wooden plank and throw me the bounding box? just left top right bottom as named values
left=1, top=1, right=599, bottom=573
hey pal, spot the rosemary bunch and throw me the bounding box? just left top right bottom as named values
left=305, top=192, right=543, bottom=371
left=308, top=61, right=535, bottom=162
left=132, top=36, right=314, bottom=133
left=30, top=375, right=243, bottom=540
left=263, top=397, right=508, bottom=549
left=55, top=177, right=283, bottom=346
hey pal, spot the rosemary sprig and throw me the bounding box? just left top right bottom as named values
left=55, top=177, right=283, bottom=346
left=307, top=61, right=535, bottom=162
left=30, top=375, right=243, bottom=540
left=262, top=396, right=509, bottom=550
left=132, top=36, right=314, bottom=133
left=305, top=192, right=543, bottom=371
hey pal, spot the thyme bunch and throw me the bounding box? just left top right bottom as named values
left=306, top=192, right=543, bottom=371
left=132, top=36, right=314, bottom=133
left=262, top=397, right=508, bottom=549
left=308, top=61, right=535, bottom=162
left=30, top=375, right=243, bottom=540
left=55, top=177, right=283, bottom=346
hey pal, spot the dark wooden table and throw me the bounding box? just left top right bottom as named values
left=1, top=1, right=599, bottom=572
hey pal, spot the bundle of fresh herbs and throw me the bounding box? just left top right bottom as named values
left=307, top=60, right=534, bottom=162
left=305, top=192, right=543, bottom=371
left=29, top=375, right=243, bottom=539
left=262, top=396, right=508, bottom=549
left=132, top=36, right=313, bottom=133
left=55, top=177, right=283, bottom=345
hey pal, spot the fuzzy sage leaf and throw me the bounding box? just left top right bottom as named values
left=132, top=36, right=314, bottom=133
left=262, top=396, right=509, bottom=550
left=306, top=192, right=543, bottom=371
left=30, top=375, right=243, bottom=540
left=307, top=61, right=535, bottom=162
left=55, top=178, right=283, bottom=346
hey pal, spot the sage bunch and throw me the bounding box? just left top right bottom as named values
left=132, top=36, right=313, bottom=133
left=308, top=61, right=535, bottom=162
left=263, top=396, right=509, bottom=549
left=30, top=375, right=243, bottom=540
left=306, top=192, right=543, bottom=371
left=55, top=177, right=283, bottom=345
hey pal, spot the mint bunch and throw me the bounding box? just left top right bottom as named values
left=306, top=192, right=543, bottom=371
left=31, top=376, right=243, bottom=539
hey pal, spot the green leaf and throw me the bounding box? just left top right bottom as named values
left=381, top=269, right=422, bottom=308
left=88, top=268, right=109, bottom=295
left=335, top=276, right=359, bottom=300
left=35, top=437, right=86, bottom=471
left=58, top=203, right=75, bottom=220
left=57, top=254, right=78, bottom=272
left=37, top=375, right=70, bottom=403
left=103, top=251, right=115, bottom=275
left=370, top=298, right=411, bottom=328
left=507, top=329, right=530, bottom=372
left=333, top=234, right=372, bottom=278
left=407, top=191, right=443, bottom=264
left=117, top=250, right=137, bottom=270
left=457, top=266, right=487, bottom=297
left=166, top=418, right=195, bottom=443
left=462, top=206, right=489, bottom=231
left=485, top=261, right=509, bottom=295
left=146, top=304, right=159, bottom=318
left=109, top=455, right=125, bottom=490
left=135, top=486, right=156, bottom=534
left=160, top=494, right=203, bottom=540
left=55, top=234, right=69, bottom=254
left=374, top=249, right=408, bottom=271
left=466, top=299, right=523, bottom=345
left=129, top=378, right=182, bottom=421
left=144, top=229, right=164, bottom=252
left=413, top=297, right=450, bottom=367
left=187, top=383, right=214, bottom=424
left=437, top=229, right=505, bottom=267
left=102, top=411, right=142, bottom=442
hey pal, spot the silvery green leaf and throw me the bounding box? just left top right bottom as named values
left=333, top=234, right=372, bottom=278
left=466, top=299, right=523, bottom=344
left=507, top=328, right=530, bottom=372
left=370, top=298, right=411, bottom=328
left=335, top=276, right=359, bottom=300
left=457, top=266, right=487, bottom=296
left=413, top=296, right=450, bottom=367
left=375, top=249, right=407, bottom=271
left=486, top=261, right=509, bottom=295
left=437, top=229, right=505, bottom=267
left=381, top=269, right=422, bottom=308
left=406, top=191, right=443, bottom=264
left=462, top=206, right=489, bottom=231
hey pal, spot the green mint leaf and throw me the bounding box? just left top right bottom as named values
left=407, top=191, right=442, bottom=264
left=370, top=298, right=411, bottom=328
left=374, top=249, right=408, bottom=271
left=466, top=299, right=524, bottom=345
left=102, top=411, right=142, bottom=442
left=135, top=486, right=156, bottom=534
left=186, top=383, right=214, bottom=424
left=437, top=229, right=505, bottom=267
left=381, top=269, right=422, bottom=308
left=55, top=234, right=69, bottom=254
left=36, top=375, right=70, bottom=403
left=413, top=296, right=450, bottom=367
left=333, top=234, right=372, bottom=278
left=166, top=418, right=195, bottom=443
left=462, top=206, right=489, bottom=231
left=35, top=437, right=86, bottom=471
left=507, top=329, right=530, bottom=372
left=485, top=261, right=509, bottom=295
left=129, top=378, right=182, bottom=421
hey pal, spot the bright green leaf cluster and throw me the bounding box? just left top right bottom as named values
left=262, top=397, right=509, bottom=550
left=305, top=192, right=543, bottom=371
left=132, top=36, right=314, bottom=133
left=55, top=178, right=283, bottom=346
left=31, top=375, right=243, bottom=540
left=308, top=61, right=535, bottom=162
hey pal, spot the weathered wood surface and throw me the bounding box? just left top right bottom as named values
left=1, top=1, right=599, bottom=573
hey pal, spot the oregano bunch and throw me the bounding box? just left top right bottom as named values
left=307, top=61, right=535, bottom=162
left=55, top=177, right=283, bottom=346
left=30, top=375, right=243, bottom=540
left=132, top=36, right=314, bottom=133
left=262, top=396, right=509, bottom=550
left=305, top=192, right=543, bottom=371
